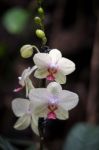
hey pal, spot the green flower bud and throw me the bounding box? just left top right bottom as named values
left=20, top=45, right=33, bottom=58
left=36, top=29, right=45, bottom=39
left=34, top=17, right=41, bottom=24
left=38, top=7, right=44, bottom=15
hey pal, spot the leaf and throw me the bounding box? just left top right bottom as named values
left=2, top=8, right=30, bottom=34
left=0, top=136, right=18, bottom=150
left=63, top=123, right=99, bottom=150
left=26, top=145, right=36, bottom=150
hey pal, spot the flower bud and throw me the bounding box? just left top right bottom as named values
left=36, top=29, right=45, bottom=39
left=34, top=17, right=41, bottom=24
left=20, top=45, right=33, bottom=58
left=38, top=7, right=44, bottom=15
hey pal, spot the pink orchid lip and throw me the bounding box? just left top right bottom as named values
left=13, top=87, right=23, bottom=92
left=47, top=112, right=56, bottom=119
left=47, top=65, right=58, bottom=81
left=47, top=104, right=58, bottom=119
left=46, top=75, right=55, bottom=81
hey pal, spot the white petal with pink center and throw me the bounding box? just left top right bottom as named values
left=29, top=82, right=79, bottom=123
left=33, top=49, right=75, bottom=84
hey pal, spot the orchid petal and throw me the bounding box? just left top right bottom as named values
left=14, top=115, right=31, bottom=130
left=12, top=98, right=30, bottom=117
left=19, top=66, right=37, bottom=87
left=28, top=65, right=37, bottom=75
left=55, top=107, right=69, bottom=120
left=49, top=49, right=62, bottom=64
left=19, top=79, right=25, bottom=87
left=34, top=104, right=48, bottom=118
left=34, top=68, right=48, bottom=79
left=29, top=89, right=49, bottom=107
left=21, top=67, right=31, bottom=80
left=19, top=67, right=30, bottom=86
left=25, top=78, right=34, bottom=97
left=59, top=90, right=79, bottom=110
left=54, top=72, right=66, bottom=84
left=47, top=82, right=62, bottom=96
left=31, top=114, right=39, bottom=135
left=31, top=105, right=48, bottom=135
left=33, top=53, right=51, bottom=68
left=58, top=58, right=75, bottom=75
left=31, top=106, right=48, bottom=135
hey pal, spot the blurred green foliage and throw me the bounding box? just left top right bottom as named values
left=0, top=136, right=36, bottom=150
left=63, top=123, right=99, bottom=150
left=0, top=43, right=7, bottom=58
left=2, top=8, right=30, bottom=34
left=0, top=136, right=18, bottom=150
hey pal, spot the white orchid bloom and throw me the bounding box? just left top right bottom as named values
left=14, top=66, right=37, bottom=97
left=12, top=98, right=39, bottom=135
left=29, top=82, right=79, bottom=123
left=33, top=49, right=75, bottom=84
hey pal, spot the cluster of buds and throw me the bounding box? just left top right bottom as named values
left=34, top=0, right=47, bottom=45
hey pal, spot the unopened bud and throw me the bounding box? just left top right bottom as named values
left=34, top=17, right=41, bottom=24
left=38, top=7, right=44, bottom=15
left=36, top=29, right=45, bottom=39
left=20, top=45, right=33, bottom=58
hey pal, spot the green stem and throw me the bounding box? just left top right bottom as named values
left=40, top=137, right=44, bottom=150
left=40, top=22, right=45, bottom=31
left=32, top=45, right=40, bottom=52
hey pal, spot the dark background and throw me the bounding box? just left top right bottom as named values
left=0, top=0, right=99, bottom=150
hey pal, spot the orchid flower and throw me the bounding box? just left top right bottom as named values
left=14, top=66, right=37, bottom=97
left=12, top=98, right=39, bottom=135
left=33, top=49, right=75, bottom=84
left=29, top=82, right=79, bottom=123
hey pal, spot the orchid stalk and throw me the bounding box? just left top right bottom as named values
left=11, top=0, right=79, bottom=150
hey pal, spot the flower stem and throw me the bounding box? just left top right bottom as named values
left=38, top=118, right=45, bottom=150
left=32, top=45, right=40, bottom=53
left=40, top=137, right=44, bottom=150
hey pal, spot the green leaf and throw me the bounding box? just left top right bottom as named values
left=2, top=8, right=30, bottom=34
left=26, top=145, right=36, bottom=150
left=63, top=123, right=99, bottom=150
left=0, top=136, right=18, bottom=150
